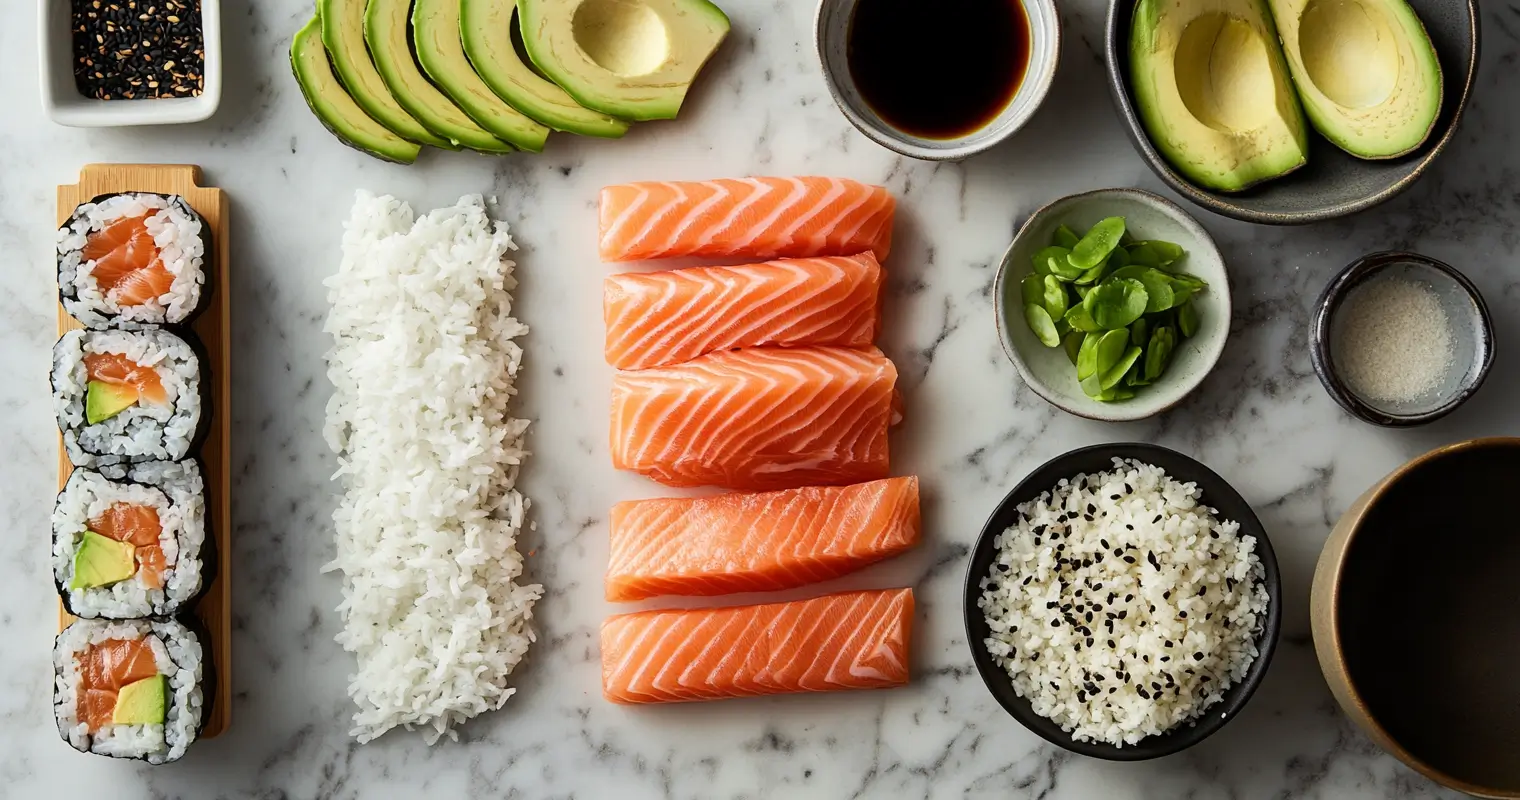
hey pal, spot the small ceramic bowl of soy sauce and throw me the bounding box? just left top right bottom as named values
left=814, top=0, right=1060, bottom=161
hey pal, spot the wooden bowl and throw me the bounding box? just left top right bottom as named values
left=1103, top=0, right=1479, bottom=225
left=1312, top=438, right=1520, bottom=798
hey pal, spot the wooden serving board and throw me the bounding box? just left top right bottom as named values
left=56, top=164, right=231, bottom=739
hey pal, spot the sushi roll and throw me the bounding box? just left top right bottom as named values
left=52, top=328, right=206, bottom=466
left=54, top=618, right=208, bottom=764
left=58, top=192, right=207, bottom=329
left=53, top=461, right=211, bottom=619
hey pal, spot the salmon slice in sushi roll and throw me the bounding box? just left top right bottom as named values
left=54, top=618, right=209, bottom=764
left=58, top=192, right=207, bottom=329
left=52, top=328, right=207, bottom=466
left=53, top=460, right=211, bottom=619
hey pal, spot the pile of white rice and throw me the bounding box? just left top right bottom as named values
left=323, top=191, right=541, bottom=744
left=978, top=458, right=1268, bottom=746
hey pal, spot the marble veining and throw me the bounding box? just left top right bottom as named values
left=1, top=0, right=1516, bottom=796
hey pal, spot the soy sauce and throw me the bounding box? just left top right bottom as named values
left=847, top=0, right=1031, bottom=140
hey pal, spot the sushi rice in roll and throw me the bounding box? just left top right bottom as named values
left=54, top=618, right=207, bottom=764
left=57, top=192, right=207, bottom=329
left=53, top=461, right=209, bottom=619
left=53, top=328, right=205, bottom=466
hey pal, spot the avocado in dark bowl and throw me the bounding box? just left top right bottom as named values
left=962, top=442, right=1282, bottom=760
left=1104, top=0, right=1478, bottom=225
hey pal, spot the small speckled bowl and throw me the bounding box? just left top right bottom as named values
left=1310, top=251, right=1494, bottom=427
left=964, top=442, right=1282, bottom=761
left=994, top=188, right=1231, bottom=422
left=814, top=0, right=1060, bottom=161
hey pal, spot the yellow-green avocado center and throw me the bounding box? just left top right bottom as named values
left=71, top=531, right=137, bottom=590
left=114, top=675, right=167, bottom=725
left=1129, top=0, right=1308, bottom=192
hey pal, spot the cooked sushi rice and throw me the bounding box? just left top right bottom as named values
left=54, top=461, right=208, bottom=619
left=324, top=192, right=541, bottom=744
left=58, top=192, right=206, bottom=328
left=53, top=328, right=203, bottom=466
left=54, top=618, right=205, bottom=764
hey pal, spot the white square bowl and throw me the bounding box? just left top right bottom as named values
left=40, top=0, right=222, bottom=127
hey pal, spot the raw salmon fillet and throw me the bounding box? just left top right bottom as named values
left=610, top=345, right=899, bottom=490
left=82, top=215, right=173, bottom=306
left=604, top=253, right=883, bottom=369
left=598, top=177, right=896, bottom=262
left=606, top=477, right=921, bottom=601
left=601, top=588, right=914, bottom=704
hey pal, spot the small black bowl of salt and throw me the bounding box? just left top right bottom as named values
left=1311, top=252, right=1494, bottom=427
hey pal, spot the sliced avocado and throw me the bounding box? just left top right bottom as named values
left=319, top=0, right=456, bottom=150
left=70, top=531, right=137, bottom=590
left=413, top=0, right=550, bottom=152
left=292, top=16, right=423, bottom=164
left=113, top=675, right=167, bottom=725
left=365, top=0, right=515, bottom=153
left=85, top=380, right=138, bottom=425
left=1130, top=0, right=1309, bottom=192
left=518, top=0, right=730, bottom=122
left=462, top=0, right=630, bottom=138
left=1267, top=0, right=1442, bottom=159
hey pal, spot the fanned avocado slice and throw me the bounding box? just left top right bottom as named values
left=518, top=0, right=730, bottom=122
left=413, top=0, right=550, bottom=152
left=319, top=0, right=455, bottom=150
left=461, top=0, right=630, bottom=138
left=291, top=15, right=423, bottom=164
left=364, top=0, right=514, bottom=153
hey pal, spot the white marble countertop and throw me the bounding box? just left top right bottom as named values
left=1, top=0, right=1513, bottom=797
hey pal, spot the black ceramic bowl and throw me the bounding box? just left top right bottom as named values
left=1310, top=251, right=1494, bottom=427
left=1103, top=0, right=1479, bottom=225
left=963, top=443, right=1282, bottom=760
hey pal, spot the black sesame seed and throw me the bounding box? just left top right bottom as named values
left=1051, top=619, right=1060, bottom=627
left=1147, top=552, right=1160, bottom=569
left=1160, top=655, right=1170, bottom=662
left=1165, top=640, right=1173, bottom=647
left=1086, top=637, right=1094, bottom=647
left=1179, top=611, right=1188, bottom=619
left=1152, top=515, right=1162, bottom=524
left=1107, top=639, right=1115, bottom=648
left=1101, top=539, right=1110, bottom=549
left=1198, top=586, right=1207, bottom=596
left=1123, top=555, right=1136, bottom=564
left=1124, top=594, right=1134, bottom=602
left=1163, top=591, right=1171, bottom=600
left=1194, top=652, right=1204, bottom=661
left=1124, top=483, right=1133, bottom=493
left=1109, top=494, right=1120, bottom=501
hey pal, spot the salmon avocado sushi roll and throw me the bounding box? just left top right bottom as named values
left=52, top=328, right=206, bottom=466
left=54, top=618, right=208, bottom=764
left=53, top=461, right=211, bottom=619
left=58, top=192, right=207, bottom=329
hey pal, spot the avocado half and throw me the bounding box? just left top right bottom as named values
left=319, top=0, right=453, bottom=150
left=413, top=0, right=550, bottom=152
left=462, top=0, right=631, bottom=138
left=291, top=16, right=422, bottom=164
left=364, top=0, right=514, bottom=153
left=1267, top=0, right=1442, bottom=160
left=1129, top=0, right=1309, bottom=192
left=518, top=0, right=730, bottom=122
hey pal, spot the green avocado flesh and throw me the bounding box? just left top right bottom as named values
left=413, top=0, right=550, bottom=152
left=85, top=380, right=137, bottom=425
left=1266, top=0, right=1442, bottom=159
left=365, top=0, right=514, bottom=153
left=519, top=0, right=730, bottom=121
left=319, top=0, right=455, bottom=150
left=461, top=0, right=631, bottom=138
left=1130, top=0, right=1308, bottom=192
left=113, top=675, right=166, bottom=725
left=292, top=16, right=423, bottom=164
left=70, top=531, right=136, bottom=590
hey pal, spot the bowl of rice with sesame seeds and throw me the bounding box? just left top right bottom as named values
left=963, top=443, right=1280, bottom=760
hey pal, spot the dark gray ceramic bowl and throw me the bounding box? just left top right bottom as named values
left=1310, top=251, right=1494, bottom=426
left=1104, top=0, right=1478, bottom=225
left=963, top=443, right=1282, bottom=761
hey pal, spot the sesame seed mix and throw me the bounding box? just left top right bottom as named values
left=977, top=458, right=1269, bottom=747
left=71, top=0, right=205, bottom=101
